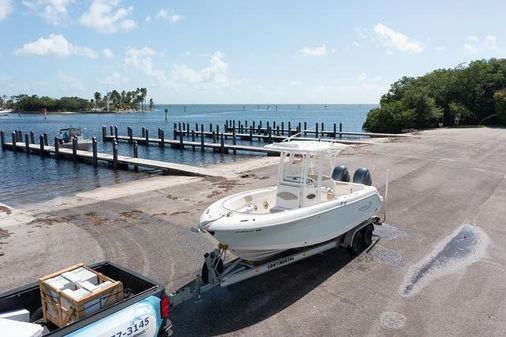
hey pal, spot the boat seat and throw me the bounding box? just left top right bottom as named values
left=270, top=206, right=288, bottom=213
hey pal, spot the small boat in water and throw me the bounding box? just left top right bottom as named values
left=58, top=128, right=92, bottom=150
left=196, top=140, right=384, bottom=262
left=0, top=109, right=12, bottom=116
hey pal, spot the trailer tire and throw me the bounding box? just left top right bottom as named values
left=349, top=231, right=364, bottom=255
left=362, top=224, right=374, bottom=247
left=201, top=258, right=224, bottom=285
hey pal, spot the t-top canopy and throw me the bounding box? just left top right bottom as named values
left=265, top=140, right=347, bottom=154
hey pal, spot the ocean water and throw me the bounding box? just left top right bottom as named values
left=0, top=104, right=375, bottom=207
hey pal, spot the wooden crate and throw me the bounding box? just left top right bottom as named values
left=39, top=263, right=124, bottom=328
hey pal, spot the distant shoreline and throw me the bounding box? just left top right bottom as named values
left=9, top=110, right=151, bottom=115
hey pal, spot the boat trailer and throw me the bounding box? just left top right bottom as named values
left=169, top=216, right=381, bottom=307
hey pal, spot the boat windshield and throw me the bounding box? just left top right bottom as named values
left=280, top=153, right=305, bottom=184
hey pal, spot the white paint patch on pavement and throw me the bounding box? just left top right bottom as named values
left=380, top=311, right=407, bottom=329
left=400, top=224, right=488, bottom=297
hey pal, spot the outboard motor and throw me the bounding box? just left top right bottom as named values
left=332, top=165, right=350, bottom=182
left=353, top=168, right=372, bottom=186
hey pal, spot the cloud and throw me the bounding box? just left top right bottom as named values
left=372, top=23, right=423, bottom=54
left=170, top=51, right=229, bottom=88
left=102, top=71, right=128, bottom=85
left=298, top=44, right=328, bottom=57
left=0, top=0, right=13, bottom=21
left=80, top=0, right=136, bottom=33
left=155, top=8, right=184, bottom=23
left=22, top=0, right=74, bottom=25
left=484, top=35, right=498, bottom=50
left=123, top=48, right=231, bottom=90
left=435, top=45, right=446, bottom=53
left=464, top=35, right=499, bottom=54
left=59, top=72, right=84, bottom=93
left=124, top=46, right=166, bottom=83
left=102, top=48, right=114, bottom=58
left=351, top=41, right=360, bottom=48
left=15, top=34, right=98, bottom=58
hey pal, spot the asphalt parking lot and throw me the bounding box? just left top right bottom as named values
left=1, top=127, right=505, bottom=336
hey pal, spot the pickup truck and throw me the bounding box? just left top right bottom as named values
left=0, top=261, right=172, bottom=337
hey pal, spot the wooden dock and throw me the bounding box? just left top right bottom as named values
left=0, top=131, right=220, bottom=177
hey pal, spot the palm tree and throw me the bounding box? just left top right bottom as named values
left=94, top=92, right=102, bottom=108
left=140, top=88, right=147, bottom=111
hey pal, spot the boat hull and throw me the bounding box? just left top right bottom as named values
left=205, top=190, right=382, bottom=262
left=61, top=140, right=92, bottom=151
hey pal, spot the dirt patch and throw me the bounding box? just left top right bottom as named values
left=0, top=228, right=10, bottom=240
left=169, top=211, right=190, bottom=216
left=0, top=206, right=12, bottom=215
left=166, top=194, right=179, bottom=200
left=119, top=209, right=143, bottom=218
left=28, top=216, right=67, bottom=226
left=206, top=190, right=222, bottom=199
left=151, top=212, right=169, bottom=217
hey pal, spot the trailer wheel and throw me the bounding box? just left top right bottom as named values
left=349, top=231, right=364, bottom=255
left=201, top=258, right=224, bottom=285
left=362, top=224, right=374, bottom=247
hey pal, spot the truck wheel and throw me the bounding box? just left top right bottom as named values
left=201, top=258, right=224, bottom=285
left=362, top=224, right=374, bottom=247
left=349, top=231, right=364, bottom=255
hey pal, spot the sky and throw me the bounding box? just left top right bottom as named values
left=0, top=0, right=505, bottom=104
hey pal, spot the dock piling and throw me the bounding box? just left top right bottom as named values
left=72, top=136, right=77, bottom=162
left=191, top=130, right=195, bottom=151
left=200, top=128, right=204, bottom=152
left=114, top=125, right=118, bottom=141
left=112, top=140, right=118, bottom=170
left=54, top=137, right=59, bottom=158
left=43, top=133, right=48, bottom=146
left=128, top=127, right=133, bottom=144
left=30, top=131, right=35, bottom=144
left=220, top=133, right=225, bottom=153
left=133, top=140, right=138, bottom=172
left=102, top=126, right=107, bottom=142
left=145, top=128, right=149, bottom=147
left=12, top=132, right=16, bottom=152
left=179, top=130, right=184, bottom=149
left=160, top=129, right=165, bottom=147
left=39, top=135, right=44, bottom=156
left=0, top=131, right=4, bottom=151
left=339, top=123, right=342, bottom=139
left=232, top=130, right=237, bottom=154
left=92, top=137, right=97, bottom=168
left=24, top=133, right=30, bottom=153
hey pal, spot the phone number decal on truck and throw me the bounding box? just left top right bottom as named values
left=111, top=317, right=150, bottom=337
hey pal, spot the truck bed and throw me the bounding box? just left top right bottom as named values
left=0, top=261, right=167, bottom=336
